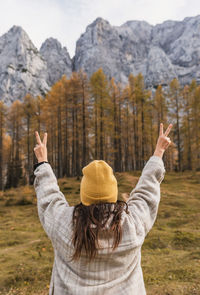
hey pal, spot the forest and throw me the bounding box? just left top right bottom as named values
left=0, top=68, right=200, bottom=190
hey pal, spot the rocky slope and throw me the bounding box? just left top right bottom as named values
left=0, top=15, right=200, bottom=105
left=40, top=38, right=72, bottom=85
left=0, top=26, right=49, bottom=106
left=74, top=15, right=200, bottom=86
left=0, top=26, right=72, bottom=106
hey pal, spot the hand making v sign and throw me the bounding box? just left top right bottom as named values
left=153, top=123, right=173, bottom=158
left=34, top=131, right=48, bottom=163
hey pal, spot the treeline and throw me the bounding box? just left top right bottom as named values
left=0, top=69, right=200, bottom=190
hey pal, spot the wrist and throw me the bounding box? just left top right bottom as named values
left=153, top=150, right=164, bottom=158
left=37, top=159, right=48, bottom=163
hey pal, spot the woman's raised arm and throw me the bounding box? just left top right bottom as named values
left=126, top=123, right=173, bottom=238
left=33, top=131, right=69, bottom=243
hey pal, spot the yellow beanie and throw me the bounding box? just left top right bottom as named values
left=80, top=160, right=118, bottom=206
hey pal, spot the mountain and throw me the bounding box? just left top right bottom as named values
left=0, top=26, right=72, bottom=106
left=1, top=15, right=200, bottom=105
left=40, top=38, right=72, bottom=85
left=74, top=15, right=200, bottom=87
left=0, top=26, right=49, bottom=105
left=74, top=18, right=154, bottom=83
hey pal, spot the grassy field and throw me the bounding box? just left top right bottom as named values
left=0, top=170, right=200, bottom=295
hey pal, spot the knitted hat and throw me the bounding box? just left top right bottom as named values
left=80, top=160, right=118, bottom=206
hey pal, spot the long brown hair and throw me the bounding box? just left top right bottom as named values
left=71, top=200, right=129, bottom=261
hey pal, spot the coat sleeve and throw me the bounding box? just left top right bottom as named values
left=33, top=162, right=70, bottom=242
left=127, top=155, right=166, bottom=237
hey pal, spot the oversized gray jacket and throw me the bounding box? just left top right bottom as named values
left=33, top=155, right=165, bottom=295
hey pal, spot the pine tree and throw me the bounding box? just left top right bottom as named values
left=68, top=72, right=83, bottom=178
left=154, top=85, right=168, bottom=134
left=168, top=78, right=182, bottom=171
left=0, top=101, right=7, bottom=190
left=109, top=78, right=123, bottom=171
left=153, top=85, right=174, bottom=169
left=22, top=94, right=36, bottom=184
left=182, top=84, right=193, bottom=170
left=5, top=100, right=23, bottom=189
left=90, top=68, right=109, bottom=160
left=128, top=73, right=151, bottom=169
left=62, top=76, right=71, bottom=177
left=78, top=70, right=90, bottom=169
left=191, top=84, right=200, bottom=170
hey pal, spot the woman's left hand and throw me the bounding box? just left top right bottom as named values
left=34, top=131, right=48, bottom=163
left=153, top=123, right=173, bottom=158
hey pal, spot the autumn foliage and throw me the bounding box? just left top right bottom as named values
left=0, top=69, right=200, bottom=190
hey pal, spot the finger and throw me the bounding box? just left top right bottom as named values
left=163, top=143, right=169, bottom=150
left=159, top=123, right=163, bottom=136
left=164, top=124, right=173, bottom=137
left=164, top=140, right=171, bottom=149
left=35, top=131, right=42, bottom=145
left=43, top=132, right=47, bottom=146
left=167, top=139, right=171, bottom=145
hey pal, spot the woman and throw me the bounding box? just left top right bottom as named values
left=33, top=123, right=172, bottom=295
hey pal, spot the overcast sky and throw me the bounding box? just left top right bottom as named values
left=0, top=0, right=199, bottom=57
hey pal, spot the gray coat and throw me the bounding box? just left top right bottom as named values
left=33, top=155, right=165, bottom=295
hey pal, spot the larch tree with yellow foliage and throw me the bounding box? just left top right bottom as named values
left=5, top=100, right=24, bottom=188
left=90, top=68, right=109, bottom=160
left=0, top=101, right=7, bottom=190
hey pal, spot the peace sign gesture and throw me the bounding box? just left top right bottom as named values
left=153, top=123, right=173, bottom=158
left=34, top=131, right=48, bottom=163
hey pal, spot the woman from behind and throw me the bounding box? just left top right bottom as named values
left=33, top=122, right=172, bottom=295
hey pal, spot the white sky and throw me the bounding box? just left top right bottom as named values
left=0, top=0, right=199, bottom=58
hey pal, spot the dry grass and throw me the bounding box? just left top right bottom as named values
left=0, top=171, right=200, bottom=294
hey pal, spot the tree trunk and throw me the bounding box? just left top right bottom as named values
left=0, top=110, right=3, bottom=190
left=100, top=93, right=104, bottom=159
left=82, top=82, right=87, bottom=168
left=57, top=104, right=62, bottom=178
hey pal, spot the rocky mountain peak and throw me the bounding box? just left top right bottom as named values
left=74, top=14, right=200, bottom=86
left=0, top=25, right=38, bottom=56
left=5, top=25, right=29, bottom=40
left=0, top=25, right=49, bottom=105
left=40, top=38, right=72, bottom=84
left=87, top=17, right=111, bottom=30
left=1, top=15, right=200, bottom=106
left=40, top=37, right=63, bottom=52
left=81, top=17, right=113, bottom=46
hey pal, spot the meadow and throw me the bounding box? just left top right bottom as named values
left=0, top=170, right=200, bottom=295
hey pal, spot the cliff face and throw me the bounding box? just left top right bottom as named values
left=40, top=37, right=72, bottom=85
left=74, top=15, right=200, bottom=86
left=0, top=26, right=72, bottom=105
left=1, top=15, right=200, bottom=105
left=74, top=18, right=153, bottom=84
left=0, top=26, right=49, bottom=105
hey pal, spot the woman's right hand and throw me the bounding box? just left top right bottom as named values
left=34, top=131, right=48, bottom=163
left=153, top=123, right=173, bottom=158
